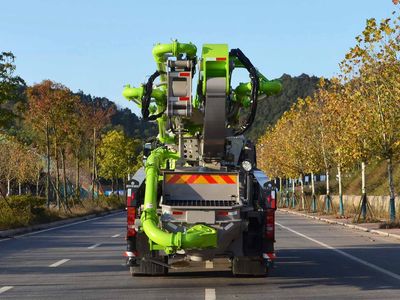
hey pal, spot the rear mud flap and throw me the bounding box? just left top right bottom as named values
left=231, top=256, right=268, bottom=276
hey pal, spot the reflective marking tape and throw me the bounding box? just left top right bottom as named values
left=206, top=57, right=226, bottom=61
left=205, top=260, right=214, bottom=269
left=49, top=259, right=70, bottom=267
left=165, top=174, right=237, bottom=184
left=263, top=252, right=276, bottom=261
left=224, top=222, right=234, bottom=231
left=124, top=251, right=137, bottom=257
left=0, top=286, right=13, bottom=294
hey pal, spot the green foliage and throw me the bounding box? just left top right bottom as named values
left=0, top=52, right=26, bottom=128
left=0, top=195, right=56, bottom=229
left=97, top=130, right=141, bottom=180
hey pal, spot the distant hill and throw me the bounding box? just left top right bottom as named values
left=76, top=91, right=157, bottom=140
left=3, top=74, right=319, bottom=143
left=247, top=73, right=320, bottom=141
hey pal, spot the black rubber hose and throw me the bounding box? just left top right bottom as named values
left=229, top=48, right=259, bottom=135
left=141, top=70, right=166, bottom=121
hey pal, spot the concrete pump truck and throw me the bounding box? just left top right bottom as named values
left=122, top=41, right=282, bottom=276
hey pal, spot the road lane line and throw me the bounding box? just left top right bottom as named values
left=49, top=259, right=70, bottom=267
left=205, top=260, right=214, bottom=269
left=0, top=211, right=124, bottom=242
left=205, top=288, right=216, bottom=300
left=276, top=222, right=400, bottom=281
left=112, top=234, right=121, bottom=238
left=88, top=243, right=101, bottom=249
left=0, top=286, right=13, bottom=294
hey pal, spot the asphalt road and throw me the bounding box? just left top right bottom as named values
left=1, top=210, right=400, bottom=299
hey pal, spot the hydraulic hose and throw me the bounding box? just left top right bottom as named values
left=230, top=48, right=260, bottom=136
left=141, top=147, right=217, bottom=254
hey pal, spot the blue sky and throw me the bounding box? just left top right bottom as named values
left=1, top=0, right=397, bottom=115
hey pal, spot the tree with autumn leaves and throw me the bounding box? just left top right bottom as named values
left=258, top=11, right=400, bottom=221
left=25, top=80, right=115, bottom=209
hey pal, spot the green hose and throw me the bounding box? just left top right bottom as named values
left=141, top=147, right=217, bottom=254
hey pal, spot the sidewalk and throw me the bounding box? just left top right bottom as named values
left=279, top=208, right=400, bottom=242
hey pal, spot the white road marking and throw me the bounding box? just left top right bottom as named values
left=49, top=259, right=70, bottom=267
left=205, top=260, right=214, bottom=269
left=88, top=243, right=101, bottom=249
left=0, top=286, right=13, bottom=294
left=276, top=222, right=400, bottom=281
left=0, top=211, right=124, bottom=242
left=112, top=233, right=121, bottom=238
left=205, top=288, right=216, bottom=300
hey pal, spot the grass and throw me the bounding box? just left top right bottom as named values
left=0, top=195, right=125, bottom=231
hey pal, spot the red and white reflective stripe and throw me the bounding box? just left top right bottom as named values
left=205, top=57, right=227, bottom=61
left=179, top=72, right=190, bottom=77
left=263, top=252, right=276, bottom=261
left=124, top=251, right=138, bottom=257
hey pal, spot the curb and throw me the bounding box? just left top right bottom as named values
left=278, top=208, right=400, bottom=241
left=0, top=209, right=124, bottom=239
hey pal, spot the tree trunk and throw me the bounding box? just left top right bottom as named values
left=291, top=178, right=296, bottom=208
left=46, top=121, right=51, bottom=207
left=61, top=149, right=68, bottom=209
left=92, top=127, right=96, bottom=201
left=338, top=165, right=344, bottom=216
left=55, top=138, right=60, bottom=209
left=116, top=177, right=120, bottom=201
left=36, top=170, right=40, bottom=196
left=18, top=182, right=21, bottom=195
left=123, top=176, right=127, bottom=203
left=300, top=175, right=305, bottom=210
left=279, top=177, right=282, bottom=207
left=6, top=177, right=10, bottom=196
left=75, top=154, right=80, bottom=200
left=325, top=168, right=331, bottom=213
left=311, top=172, right=316, bottom=212
left=111, top=178, right=115, bottom=195
left=387, top=157, right=396, bottom=222
left=361, top=161, right=367, bottom=219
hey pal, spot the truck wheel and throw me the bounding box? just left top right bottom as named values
left=231, top=256, right=268, bottom=277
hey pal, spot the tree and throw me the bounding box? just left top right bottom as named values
left=97, top=130, right=140, bottom=196
left=26, top=80, right=81, bottom=208
left=341, top=15, right=400, bottom=221
left=0, top=52, right=25, bottom=127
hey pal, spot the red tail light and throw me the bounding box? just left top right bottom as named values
left=172, top=211, right=184, bottom=215
left=265, top=210, right=275, bottom=239
left=266, top=190, right=276, bottom=209
left=127, top=189, right=135, bottom=207
left=127, top=207, right=136, bottom=237
left=217, top=211, right=229, bottom=216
